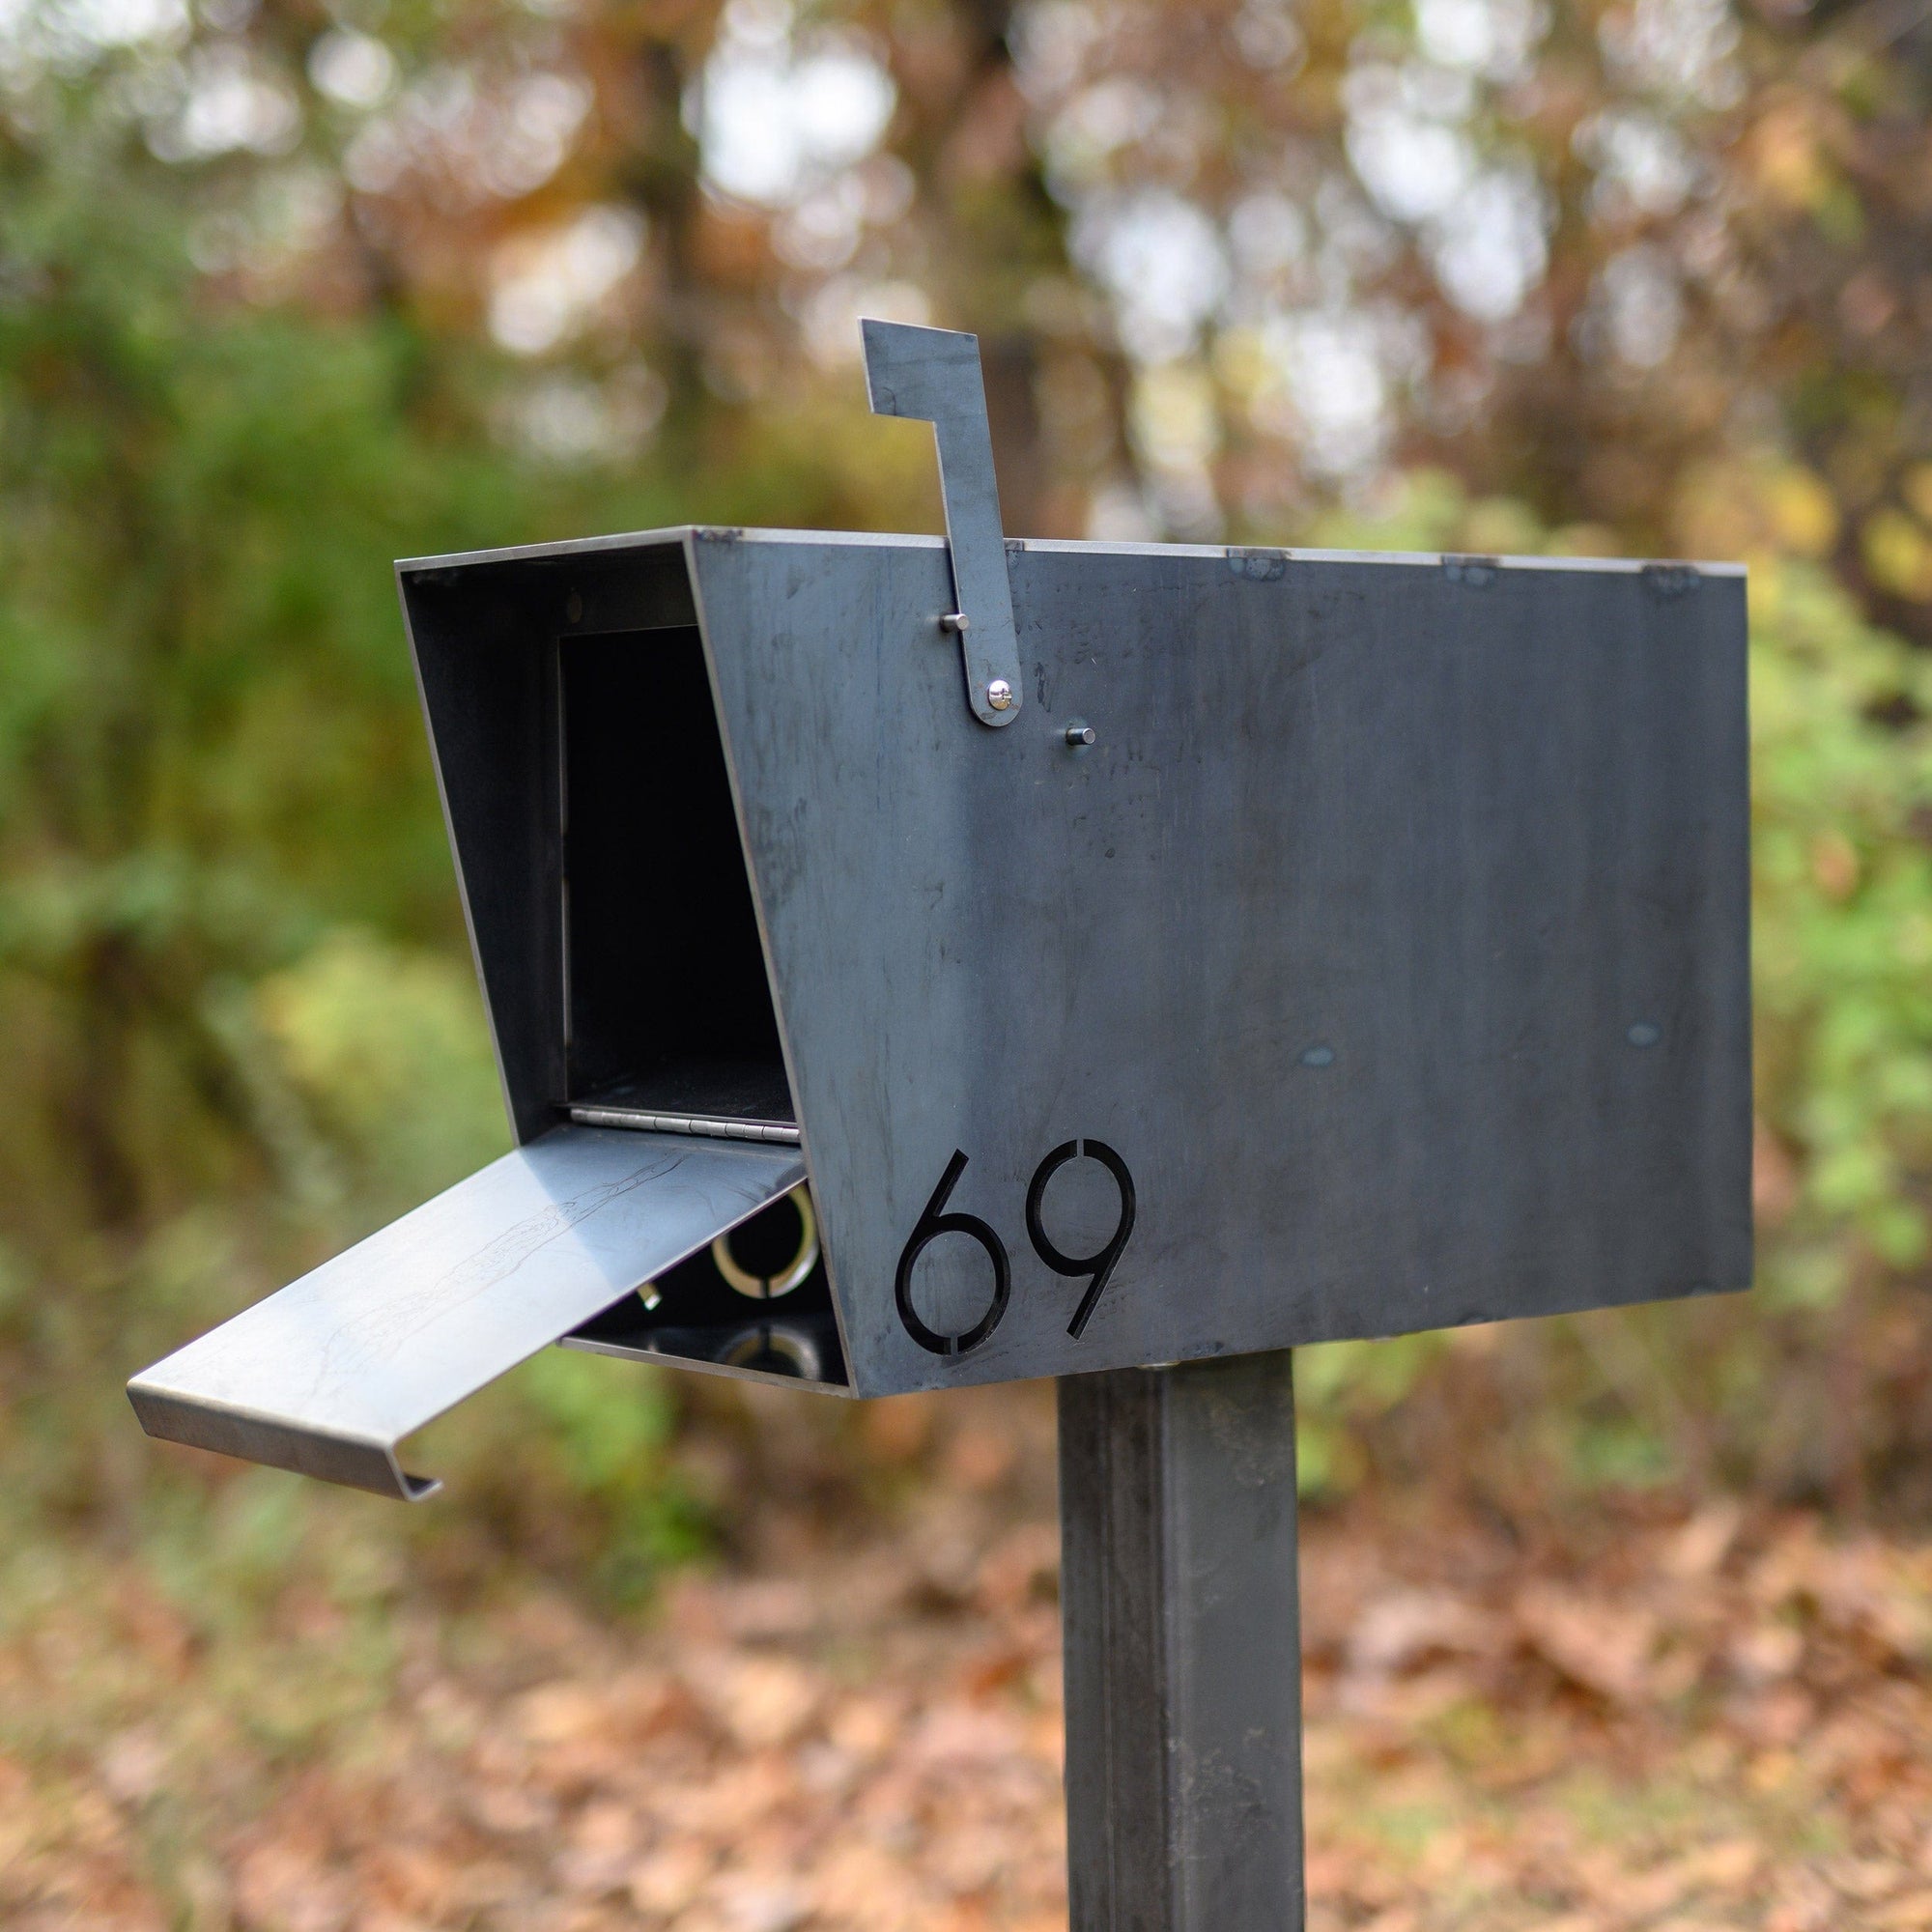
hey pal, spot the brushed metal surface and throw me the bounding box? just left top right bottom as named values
left=128, top=1127, right=805, bottom=1497
left=685, top=535, right=1753, bottom=1395
left=862, top=320, right=1023, bottom=726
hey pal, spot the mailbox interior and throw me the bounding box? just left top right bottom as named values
left=558, top=627, right=791, bottom=1131
left=400, top=538, right=846, bottom=1391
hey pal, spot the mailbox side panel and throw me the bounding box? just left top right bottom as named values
left=689, top=535, right=1751, bottom=1396
left=399, top=537, right=700, bottom=1143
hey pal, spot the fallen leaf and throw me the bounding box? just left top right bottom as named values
left=628, top=1844, right=712, bottom=1915
left=1516, top=1586, right=1657, bottom=1703
left=697, top=1655, right=821, bottom=1751
left=1346, top=1590, right=1497, bottom=1681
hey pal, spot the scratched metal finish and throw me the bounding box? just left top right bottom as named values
left=128, top=1127, right=804, bottom=1497
left=684, top=534, right=1752, bottom=1395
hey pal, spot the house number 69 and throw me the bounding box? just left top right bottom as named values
left=894, top=1142, right=1138, bottom=1357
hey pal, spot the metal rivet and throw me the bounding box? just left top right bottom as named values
left=1627, top=1022, right=1661, bottom=1047
left=986, top=678, right=1013, bottom=710
left=940, top=611, right=971, bottom=634
left=1065, top=722, right=1096, bottom=747
left=1300, top=1044, right=1335, bottom=1067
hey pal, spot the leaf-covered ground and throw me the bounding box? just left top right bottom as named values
left=6, top=1386, right=1931, bottom=1932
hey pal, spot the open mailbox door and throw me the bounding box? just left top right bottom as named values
left=128, top=1131, right=806, bottom=1500
left=130, top=324, right=1752, bottom=1498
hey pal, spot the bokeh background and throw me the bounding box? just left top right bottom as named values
left=4, top=0, right=1932, bottom=1926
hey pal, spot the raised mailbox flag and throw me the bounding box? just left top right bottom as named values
left=129, top=323, right=1751, bottom=1498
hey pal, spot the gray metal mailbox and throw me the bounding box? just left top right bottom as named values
left=129, top=322, right=1751, bottom=1502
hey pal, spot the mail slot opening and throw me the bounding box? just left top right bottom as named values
left=562, top=1184, right=849, bottom=1390
left=560, top=626, right=795, bottom=1136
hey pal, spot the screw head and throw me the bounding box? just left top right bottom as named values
left=986, top=678, right=1013, bottom=711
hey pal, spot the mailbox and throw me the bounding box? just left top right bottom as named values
left=129, top=322, right=1751, bottom=1499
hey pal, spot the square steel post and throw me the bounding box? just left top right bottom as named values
left=1058, top=1351, right=1304, bottom=1930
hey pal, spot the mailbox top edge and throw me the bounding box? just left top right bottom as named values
left=393, top=523, right=1747, bottom=580
left=395, top=523, right=701, bottom=577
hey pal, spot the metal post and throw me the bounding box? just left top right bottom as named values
left=1058, top=1350, right=1304, bottom=1931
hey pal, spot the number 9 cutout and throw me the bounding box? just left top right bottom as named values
left=1025, top=1139, right=1137, bottom=1339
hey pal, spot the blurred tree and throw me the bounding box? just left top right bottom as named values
left=14, top=0, right=1930, bottom=580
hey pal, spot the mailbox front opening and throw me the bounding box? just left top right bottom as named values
left=559, top=626, right=796, bottom=1140
left=551, top=628, right=841, bottom=1384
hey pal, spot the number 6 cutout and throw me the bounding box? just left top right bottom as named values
left=895, top=1150, right=1012, bottom=1356
left=1025, top=1139, right=1137, bottom=1339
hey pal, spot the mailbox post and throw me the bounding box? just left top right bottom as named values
left=1062, top=1355, right=1305, bottom=1927
left=128, top=323, right=1750, bottom=1929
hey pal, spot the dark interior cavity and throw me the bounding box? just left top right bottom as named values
left=559, top=627, right=793, bottom=1125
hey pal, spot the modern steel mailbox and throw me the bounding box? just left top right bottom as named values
left=129, top=321, right=1752, bottom=1502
